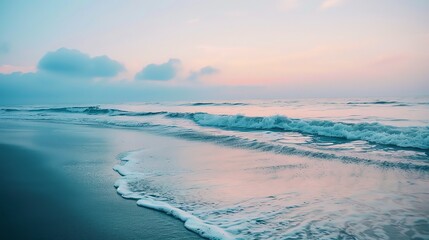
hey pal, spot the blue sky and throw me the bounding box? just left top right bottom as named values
left=1, top=0, right=428, bottom=104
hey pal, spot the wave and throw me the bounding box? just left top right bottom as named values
left=3, top=106, right=428, bottom=150
left=184, top=102, right=248, bottom=106
left=46, top=106, right=127, bottom=115
left=3, top=106, right=429, bottom=150
left=1, top=113, right=428, bottom=170
left=347, top=100, right=400, bottom=105
left=1, top=106, right=167, bottom=117
left=12, top=106, right=128, bottom=115
left=345, top=100, right=429, bottom=106
left=166, top=112, right=429, bottom=150
left=2, top=108, right=20, bottom=112
left=46, top=106, right=163, bottom=116
left=103, top=120, right=429, bottom=171
left=114, top=111, right=168, bottom=116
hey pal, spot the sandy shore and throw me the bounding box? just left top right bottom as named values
left=0, top=120, right=201, bottom=240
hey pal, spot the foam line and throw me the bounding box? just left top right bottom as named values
left=113, top=152, right=236, bottom=240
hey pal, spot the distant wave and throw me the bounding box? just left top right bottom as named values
left=1, top=106, right=167, bottom=116
left=2, top=108, right=20, bottom=112
left=43, top=106, right=127, bottom=115
left=166, top=112, right=429, bottom=150
left=347, top=100, right=399, bottom=105
left=184, top=102, right=249, bottom=106
left=123, top=111, right=168, bottom=116
left=346, top=101, right=429, bottom=107
left=5, top=106, right=128, bottom=115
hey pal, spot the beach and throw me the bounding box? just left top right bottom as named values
left=2, top=1, right=429, bottom=238
left=0, top=98, right=428, bottom=239
left=2, top=1, right=428, bottom=238
left=0, top=120, right=201, bottom=240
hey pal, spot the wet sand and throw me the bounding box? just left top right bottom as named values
left=0, top=120, right=201, bottom=240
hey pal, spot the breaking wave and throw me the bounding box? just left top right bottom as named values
left=2, top=106, right=428, bottom=150
left=1, top=108, right=428, bottom=170
left=1, top=106, right=167, bottom=116
left=99, top=120, right=429, bottom=171
left=166, top=112, right=429, bottom=150
left=184, top=102, right=249, bottom=106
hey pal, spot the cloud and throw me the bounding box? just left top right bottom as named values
left=0, top=70, right=226, bottom=105
left=320, top=0, right=344, bottom=9
left=0, top=49, right=225, bottom=104
left=37, top=48, right=124, bottom=78
left=135, top=59, right=181, bottom=81
left=187, top=66, right=220, bottom=81
left=0, top=48, right=127, bottom=104
left=199, top=66, right=219, bottom=75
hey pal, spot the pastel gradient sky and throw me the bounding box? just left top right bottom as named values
left=0, top=0, right=428, bottom=103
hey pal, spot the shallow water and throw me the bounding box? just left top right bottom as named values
left=1, top=97, right=429, bottom=239
left=114, top=139, right=429, bottom=239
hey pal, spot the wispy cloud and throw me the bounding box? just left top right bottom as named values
left=320, top=0, right=344, bottom=10
left=135, top=59, right=182, bottom=81
left=187, top=66, right=220, bottom=81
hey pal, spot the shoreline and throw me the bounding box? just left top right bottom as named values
left=114, top=151, right=235, bottom=240
left=1, top=116, right=428, bottom=239
left=0, top=120, right=202, bottom=240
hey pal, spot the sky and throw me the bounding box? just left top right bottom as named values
left=0, top=0, right=428, bottom=104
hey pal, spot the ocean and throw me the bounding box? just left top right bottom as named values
left=1, top=97, right=428, bottom=239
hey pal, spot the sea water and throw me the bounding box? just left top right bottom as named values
left=1, top=97, right=428, bottom=239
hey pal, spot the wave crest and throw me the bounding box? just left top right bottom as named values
left=184, top=102, right=248, bottom=106
left=2, top=106, right=167, bottom=116
left=3, top=106, right=428, bottom=150
left=167, top=112, right=429, bottom=150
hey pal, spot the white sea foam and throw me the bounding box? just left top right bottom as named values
left=137, top=199, right=235, bottom=240
left=113, top=151, right=236, bottom=240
